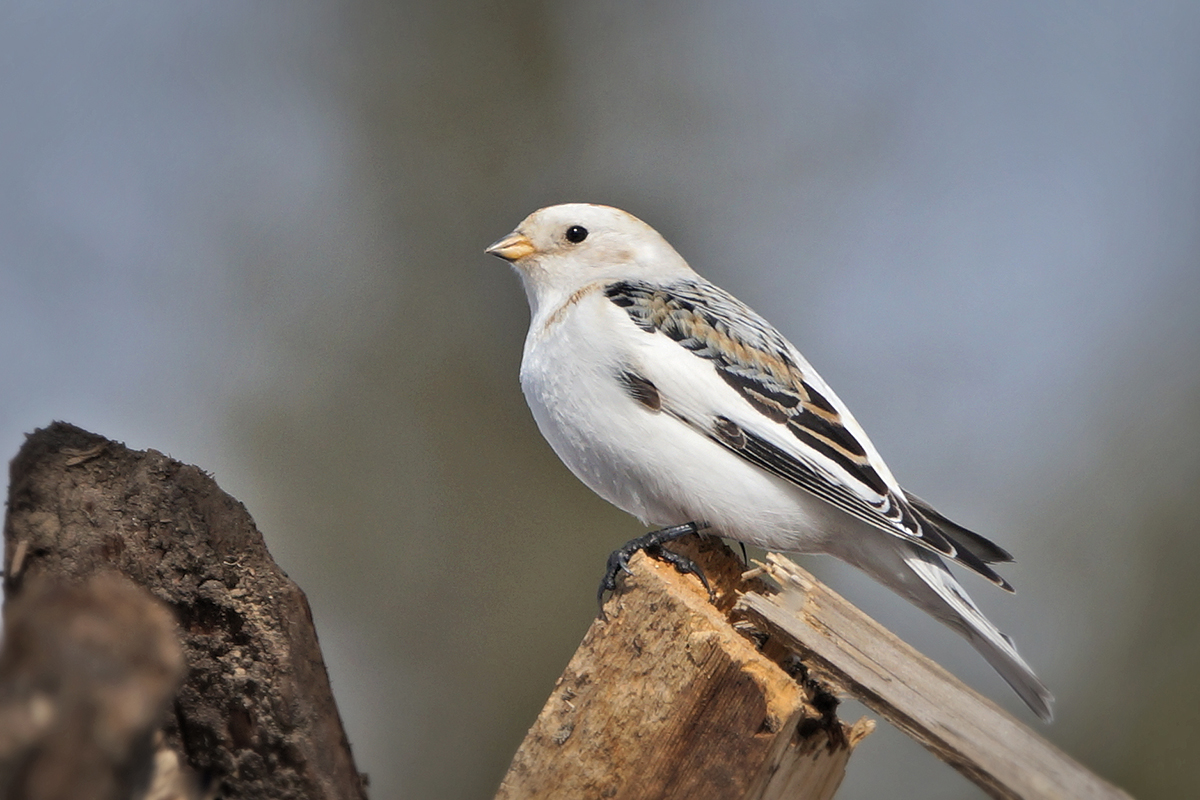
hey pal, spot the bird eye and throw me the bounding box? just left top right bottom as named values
left=565, top=225, right=589, bottom=244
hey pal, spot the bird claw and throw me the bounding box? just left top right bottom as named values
left=596, top=522, right=711, bottom=618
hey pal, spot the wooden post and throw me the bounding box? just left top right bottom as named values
left=494, top=536, right=873, bottom=800
left=496, top=544, right=1132, bottom=800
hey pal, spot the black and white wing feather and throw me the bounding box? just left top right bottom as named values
left=605, top=278, right=1013, bottom=590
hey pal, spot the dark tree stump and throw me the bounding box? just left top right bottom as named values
left=2, top=422, right=367, bottom=800
left=0, top=572, right=186, bottom=800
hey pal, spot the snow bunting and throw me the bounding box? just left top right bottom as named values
left=487, top=203, right=1053, bottom=721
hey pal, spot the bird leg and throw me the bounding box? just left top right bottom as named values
left=597, top=522, right=713, bottom=618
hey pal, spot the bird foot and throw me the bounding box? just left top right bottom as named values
left=597, top=522, right=712, bottom=618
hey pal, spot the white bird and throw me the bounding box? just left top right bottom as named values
left=487, top=202, right=1053, bottom=721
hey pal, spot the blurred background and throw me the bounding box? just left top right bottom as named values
left=3, top=2, right=1198, bottom=797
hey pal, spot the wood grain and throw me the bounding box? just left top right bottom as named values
left=736, top=554, right=1133, bottom=800
left=495, top=537, right=871, bottom=800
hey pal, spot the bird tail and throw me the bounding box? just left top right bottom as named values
left=835, top=535, right=1054, bottom=721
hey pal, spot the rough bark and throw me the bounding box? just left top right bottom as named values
left=2, top=422, right=367, bottom=800
left=0, top=572, right=187, bottom=800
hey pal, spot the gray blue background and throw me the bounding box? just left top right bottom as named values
left=4, top=3, right=1198, bottom=797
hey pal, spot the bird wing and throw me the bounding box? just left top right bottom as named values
left=604, top=278, right=1012, bottom=589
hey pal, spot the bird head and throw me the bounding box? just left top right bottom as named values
left=486, top=203, right=693, bottom=314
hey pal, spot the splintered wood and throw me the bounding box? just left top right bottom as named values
left=496, top=539, right=1132, bottom=800
left=494, top=538, right=871, bottom=800
left=736, top=555, right=1133, bottom=800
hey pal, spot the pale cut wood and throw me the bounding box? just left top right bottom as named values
left=494, top=537, right=872, bottom=800
left=735, top=554, right=1133, bottom=800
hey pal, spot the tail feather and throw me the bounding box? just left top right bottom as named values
left=834, top=533, right=1054, bottom=721
left=905, top=550, right=1054, bottom=721
left=902, top=490, right=1014, bottom=564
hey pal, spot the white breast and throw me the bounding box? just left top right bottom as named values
left=519, top=290, right=845, bottom=552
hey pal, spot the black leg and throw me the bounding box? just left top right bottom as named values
left=597, top=522, right=712, bottom=617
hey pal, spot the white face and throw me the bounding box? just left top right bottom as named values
left=486, top=203, right=693, bottom=305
